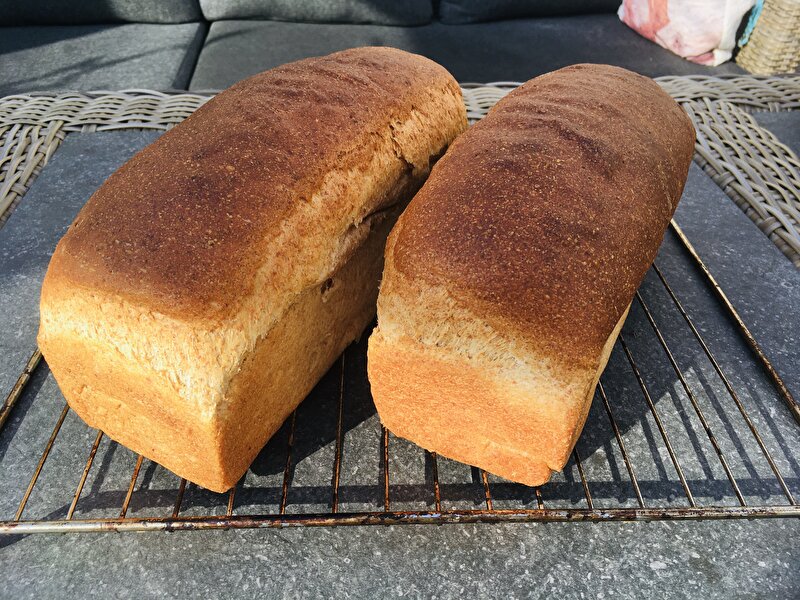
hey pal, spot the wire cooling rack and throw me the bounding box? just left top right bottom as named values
left=0, top=82, right=798, bottom=534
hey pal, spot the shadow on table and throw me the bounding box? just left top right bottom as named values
left=2, top=231, right=798, bottom=548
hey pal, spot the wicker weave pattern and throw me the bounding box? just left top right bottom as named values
left=461, top=77, right=800, bottom=114
left=1, top=79, right=799, bottom=266
left=461, top=83, right=516, bottom=122
left=0, top=123, right=66, bottom=222
left=687, top=99, right=800, bottom=265
left=657, top=76, right=800, bottom=111
left=0, top=91, right=210, bottom=131
left=737, top=0, right=800, bottom=75
left=0, top=92, right=209, bottom=223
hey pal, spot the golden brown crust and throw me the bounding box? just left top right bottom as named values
left=39, top=48, right=468, bottom=491
left=391, top=64, right=695, bottom=368
left=369, top=64, right=694, bottom=486
left=47, top=47, right=462, bottom=322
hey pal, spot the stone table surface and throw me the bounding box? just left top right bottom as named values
left=2, top=520, right=798, bottom=599
left=1, top=120, right=799, bottom=599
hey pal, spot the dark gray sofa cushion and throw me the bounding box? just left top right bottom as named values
left=0, top=24, right=207, bottom=95
left=189, top=16, right=743, bottom=90
left=438, top=0, right=620, bottom=24
left=198, top=0, right=433, bottom=25
left=0, top=0, right=202, bottom=25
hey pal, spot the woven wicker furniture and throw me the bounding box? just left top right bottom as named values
left=737, top=0, right=800, bottom=75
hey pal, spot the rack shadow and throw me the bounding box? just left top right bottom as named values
left=1, top=227, right=799, bottom=542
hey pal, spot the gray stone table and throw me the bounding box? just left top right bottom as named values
left=0, top=113, right=798, bottom=598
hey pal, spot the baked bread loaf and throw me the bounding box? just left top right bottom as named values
left=368, top=64, right=695, bottom=486
left=38, top=47, right=467, bottom=492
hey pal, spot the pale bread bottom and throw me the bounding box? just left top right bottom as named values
left=368, top=306, right=629, bottom=487
left=46, top=210, right=398, bottom=492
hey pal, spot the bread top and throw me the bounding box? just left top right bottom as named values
left=390, top=64, right=695, bottom=369
left=45, top=47, right=462, bottom=322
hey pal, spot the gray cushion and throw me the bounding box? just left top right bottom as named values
left=0, top=24, right=207, bottom=95
left=0, top=0, right=202, bottom=25
left=438, top=0, right=620, bottom=23
left=189, top=16, right=744, bottom=90
left=198, top=0, right=433, bottom=25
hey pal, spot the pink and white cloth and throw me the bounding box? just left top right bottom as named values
left=619, top=0, right=756, bottom=66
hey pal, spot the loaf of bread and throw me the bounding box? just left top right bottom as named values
left=368, top=64, right=695, bottom=486
left=38, top=48, right=467, bottom=492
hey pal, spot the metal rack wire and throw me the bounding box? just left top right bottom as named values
left=0, top=221, right=798, bottom=535
left=1, top=82, right=799, bottom=534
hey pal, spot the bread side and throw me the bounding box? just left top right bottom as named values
left=368, top=64, right=694, bottom=485
left=369, top=254, right=629, bottom=484
left=39, top=48, right=467, bottom=491
left=46, top=205, right=401, bottom=490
